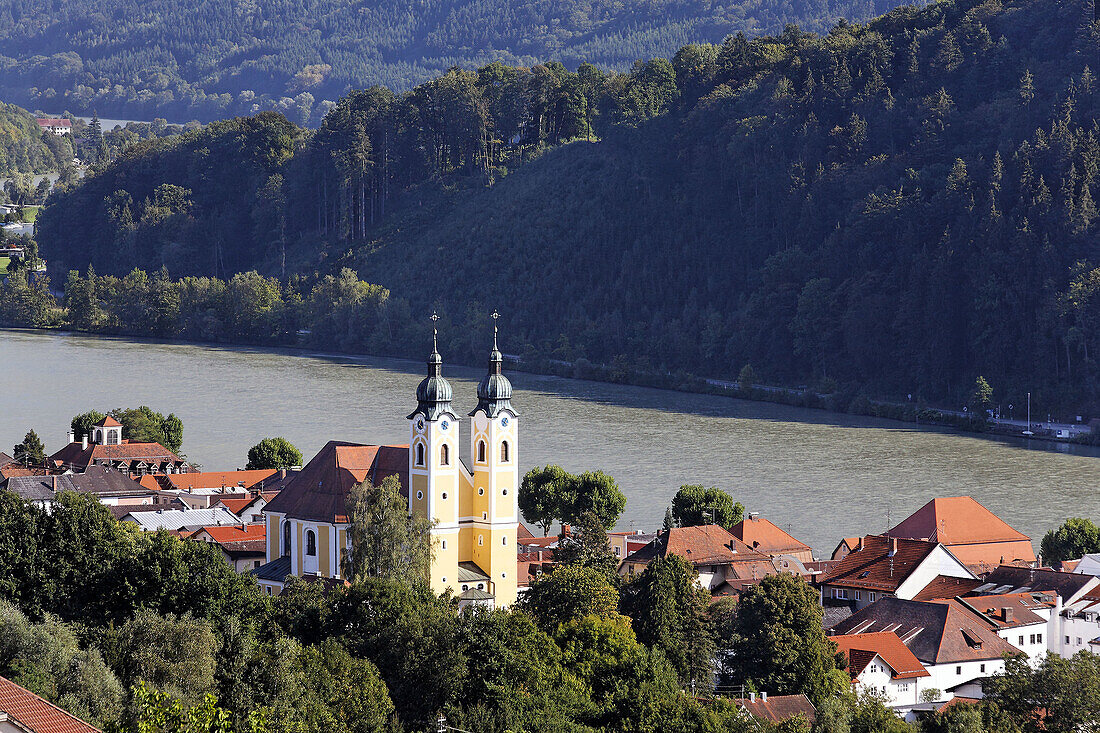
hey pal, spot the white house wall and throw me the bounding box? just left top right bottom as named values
left=894, top=546, right=977, bottom=600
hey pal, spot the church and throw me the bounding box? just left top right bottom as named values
left=256, top=318, right=520, bottom=608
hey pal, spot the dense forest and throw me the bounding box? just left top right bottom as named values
left=0, top=102, right=72, bottom=175
left=33, top=0, right=1100, bottom=411
left=0, top=0, right=909, bottom=123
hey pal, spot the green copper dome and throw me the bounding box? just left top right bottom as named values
left=471, top=343, right=516, bottom=418
left=409, top=346, right=456, bottom=421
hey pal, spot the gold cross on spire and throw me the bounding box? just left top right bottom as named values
left=490, top=310, right=500, bottom=350
left=430, top=311, right=439, bottom=351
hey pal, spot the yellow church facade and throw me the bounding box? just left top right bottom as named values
left=257, top=321, right=519, bottom=608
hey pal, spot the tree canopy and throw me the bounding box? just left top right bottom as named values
left=670, top=485, right=744, bottom=530
left=1041, top=518, right=1100, bottom=564
left=246, top=437, right=303, bottom=470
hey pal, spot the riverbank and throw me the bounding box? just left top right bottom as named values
left=1, top=324, right=1086, bottom=449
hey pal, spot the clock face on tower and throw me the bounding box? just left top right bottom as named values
left=441, top=420, right=450, bottom=431
left=416, top=418, right=425, bottom=432
left=501, top=417, right=509, bottom=427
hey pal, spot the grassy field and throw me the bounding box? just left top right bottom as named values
left=0, top=257, right=10, bottom=275
left=21, top=206, right=39, bottom=222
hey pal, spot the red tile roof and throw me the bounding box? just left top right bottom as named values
left=625, top=525, right=772, bottom=567
left=730, top=516, right=812, bottom=557
left=887, top=497, right=1035, bottom=567
left=165, top=469, right=276, bottom=492
left=735, top=695, right=816, bottom=723
left=262, top=441, right=407, bottom=523
left=49, top=440, right=184, bottom=472
left=831, top=632, right=930, bottom=680
left=94, top=416, right=122, bottom=428
left=194, top=523, right=266, bottom=544
left=0, top=675, right=100, bottom=733
left=217, top=498, right=254, bottom=516
left=820, top=535, right=940, bottom=592
left=943, top=592, right=1053, bottom=629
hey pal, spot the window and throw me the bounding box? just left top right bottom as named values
left=416, top=490, right=423, bottom=500
left=478, top=535, right=484, bottom=546
left=477, top=583, right=484, bottom=591
left=283, top=521, right=292, bottom=556
left=854, top=590, right=862, bottom=601
left=254, top=560, right=261, bottom=569
left=462, top=584, right=469, bottom=591
left=478, top=487, right=485, bottom=496
left=956, top=666, right=962, bottom=675
left=477, top=441, right=486, bottom=462
left=441, top=540, right=447, bottom=550
left=1019, top=636, right=1025, bottom=645
left=440, top=444, right=449, bottom=466
left=502, top=536, right=507, bottom=546
left=502, top=489, right=508, bottom=496
left=1029, top=634, right=1035, bottom=644
left=501, top=441, right=509, bottom=462
left=441, top=492, right=448, bottom=500
left=870, top=592, right=876, bottom=602
left=1037, top=633, right=1042, bottom=643
left=306, top=530, right=316, bottom=557
left=416, top=444, right=424, bottom=466
left=1067, top=636, right=1071, bottom=645
left=615, top=546, right=621, bottom=556
left=980, top=664, right=986, bottom=673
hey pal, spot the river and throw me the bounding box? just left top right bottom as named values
left=3, top=329, right=1099, bottom=555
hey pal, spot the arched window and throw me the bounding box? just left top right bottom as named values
left=415, top=443, right=424, bottom=466
left=282, top=521, right=291, bottom=556
left=440, top=444, right=449, bottom=466
left=477, top=441, right=486, bottom=463
left=478, top=535, right=484, bottom=546
left=500, top=441, right=509, bottom=463
left=306, top=529, right=316, bottom=557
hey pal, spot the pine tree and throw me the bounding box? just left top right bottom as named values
left=1076, top=182, right=1098, bottom=233
left=13, top=429, right=46, bottom=466
left=1020, top=69, right=1036, bottom=108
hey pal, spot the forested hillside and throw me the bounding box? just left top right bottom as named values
left=0, top=102, right=72, bottom=175
left=35, top=0, right=1100, bottom=410
left=0, top=0, right=905, bottom=123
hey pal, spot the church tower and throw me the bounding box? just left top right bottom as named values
left=407, top=314, right=461, bottom=595
left=464, top=311, right=519, bottom=606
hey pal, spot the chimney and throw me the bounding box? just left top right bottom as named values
left=856, top=538, right=864, bottom=552
left=1002, top=607, right=1014, bottom=623
left=279, top=469, right=287, bottom=479
left=67, top=429, right=75, bottom=444
left=760, top=692, right=767, bottom=702
left=749, top=693, right=756, bottom=703
left=51, top=476, right=57, bottom=491
left=82, top=435, right=88, bottom=450
left=889, top=537, right=898, bottom=557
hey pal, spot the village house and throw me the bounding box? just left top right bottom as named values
left=818, top=535, right=976, bottom=612
left=48, top=417, right=190, bottom=478
left=257, top=324, right=520, bottom=609
left=885, top=496, right=1035, bottom=572
left=734, top=693, right=816, bottom=725
left=3, top=466, right=159, bottom=509
left=831, top=631, right=931, bottom=710
left=216, top=491, right=279, bottom=524
left=620, top=524, right=777, bottom=595
left=0, top=675, right=99, bottom=733
left=35, top=118, right=72, bottom=135
left=830, top=596, right=1020, bottom=708
left=190, top=523, right=268, bottom=571
left=729, top=513, right=815, bottom=566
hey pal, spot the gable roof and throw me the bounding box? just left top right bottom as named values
left=730, top=516, right=812, bottom=557
left=164, top=469, right=276, bottom=492
left=262, top=441, right=407, bottom=523
left=949, top=592, right=1052, bottom=629
left=193, top=523, right=266, bottom=544
left=736, top=695, right=816, bottom=723
left=829, top=597, right=1022, bottom=664
left=94, top=416, right=122, bottom=428
left=887, top=497, right=1034, bottom=562
left=49, top=440, right=184, bottom=472
left=820, top=535, right=942, bottom=592
left=0, top=675, right=100, bottom=733
left=830, top=631, right=930, bottom=679
left=624, top=524, right=773, bottom=567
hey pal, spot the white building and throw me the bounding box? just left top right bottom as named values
left=831, top=631, right=931, bottom=709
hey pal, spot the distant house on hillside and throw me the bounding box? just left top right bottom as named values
left=885, top=497, right=1035, bottom=572
left=734, top=693, right=816, bottom=724
left=35, top=118, right=72, bottom=135
left=0, top=674, right=100, bottom=732
left=190, top=523, right=267, bottom=571
left=48, top=417, right=190, bottom=478
left=730, top=514, right=814, bottom=564
left=831, top=631, right=931, bottom=709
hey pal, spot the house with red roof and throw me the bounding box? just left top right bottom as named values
left=0, top=674, right=99, bottom=732
left=621, top=524, right=778, bottom=595
left=831, top=631, right=931, bottom=709
left=734, top=693, right=816, bottom=724
left=818, top=535, right=976, bottom=612
left=886, top=497, right=1035, bottom=573
left=831, top=596, right=1023, bottom=709
left=35, top=118, right=72, bottom=136
left=48, top=417, right=190, bottom=479
left=191, top=523, right=268, bottom=571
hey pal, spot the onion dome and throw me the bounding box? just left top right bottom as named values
left=408, top=316, right=456, bottom=421
left=470, top=312, right=517, bottom=418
